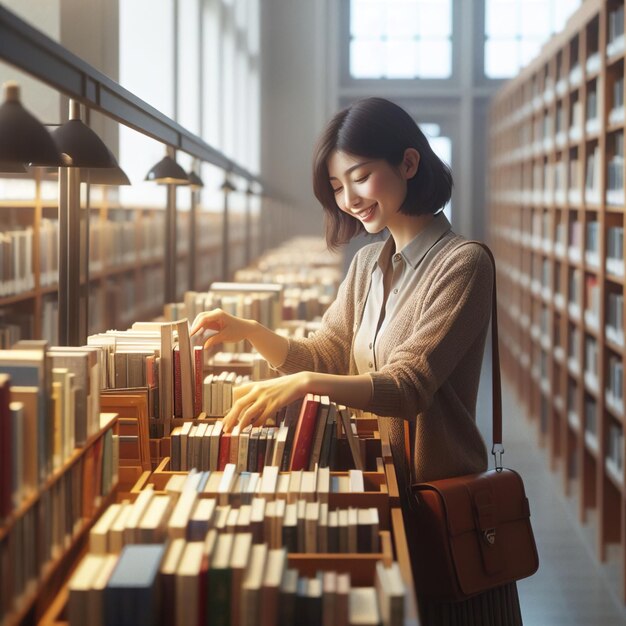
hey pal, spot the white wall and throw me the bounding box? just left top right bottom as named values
left=260, top=0, right=332, bottom=236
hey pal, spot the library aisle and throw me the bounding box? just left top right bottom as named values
left=477, top=351, right=626, bottom=625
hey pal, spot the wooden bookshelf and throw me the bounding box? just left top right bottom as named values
left=36, top=425, right=420, bottom=626
left=0, top=413, right=119, bottom=626
left=489, top=0, right=626, bottom=601
left=0, top=175, right=264, bottom=345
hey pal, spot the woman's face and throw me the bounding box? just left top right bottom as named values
left=327, top=149, right=415, bottom=235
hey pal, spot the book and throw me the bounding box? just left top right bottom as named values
left=104, top=543, right=165, bottom=626
left=0, top=348, right=49, bottom=481
left=375, top=561, right=405, bottom=626
left=187, top=498, right=216, bottom=541
left=277, top=568, right=298, bottom=626
left=260, top=547, right=288, bottom=626
left=308, top=395, right=330, bottom=470
left=108, top=501, right=133, bottom=553
left=174, top=319, right=195, bottom=418
left=207, top=532, right=235, bottom=626
left=175, top=541, right=204, bottom=626
left=90, top=554, right=119, bottom=626
left=8, top=385, right=38, bottom=501
left=289, top=394, right=321, bottom=471
left=9, top=401, right=23, bottom=510
left=0, top=374, right=12, bottom=519
left=230, top=532, right=254, bottom=626
left=348, top=586, right=380, bottom=626
left=89, top=502, right=123, bottom=554
left=68, top=554, right=107, bottom=626
left=322, top=571, right=337, bottom=626
left=218, top=431, right=232, bottom=470
left=193, top=345, right=205, bottom=416
left=241, top=543, right=268, bottom=626
left=280, top=397, right=304, bottom=471
left=338, top=407, right=364, bottom=471
left=160, top=538, right=186, bottom=626
left=168, top=488, right=198, bottom=539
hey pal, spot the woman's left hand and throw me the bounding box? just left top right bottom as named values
left=222, top=372, right=310, bottom=432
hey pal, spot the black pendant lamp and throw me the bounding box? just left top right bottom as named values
left=145, top=154, right=189, bottom=185
left=52, top=100, right=118, bottom=168
left=187, top=170, right=204, bottom=189
left=221, top=176, right=237, bottom=193
left=0, top=81, right=63, bottom=167
left=81, top=146, right=131, bottom=185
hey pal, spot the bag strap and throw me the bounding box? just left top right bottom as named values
left=400, top=240, right=504, bottom=474
left=473, top=242, right=504, bottom=470
left=398, top=239, right=504, bottom=488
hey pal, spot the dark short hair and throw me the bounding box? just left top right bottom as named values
left=312, top=97, right=453, bottom=249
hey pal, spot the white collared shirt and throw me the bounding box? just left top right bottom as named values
left=353, top=212, right=452, bottom=374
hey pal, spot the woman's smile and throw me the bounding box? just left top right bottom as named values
left=352, top=202, right=377, bottom=222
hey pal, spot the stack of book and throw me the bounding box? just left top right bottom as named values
left=67, top=534, right=405, bottom=626
left=169, top=395, right=364, bottom=474
left=86, top=464, right=378, bottom=552
left=0, top=339, right=104, bottom=519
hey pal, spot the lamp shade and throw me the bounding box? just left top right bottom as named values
left=82, top=165, right=131, bottom=186
left=52, top=101, right=118, bottom=168
left=145, top=155, right=189, bottom=185
left=221, top=177, right=237, bottom=192
left=187, top=170, right=204, bottom=189
left=0, top=81, right=63, bottom=166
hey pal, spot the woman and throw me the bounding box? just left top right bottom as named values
left=191, top=97, right=522, bottom=625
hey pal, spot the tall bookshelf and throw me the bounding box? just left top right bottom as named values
left=489, top=0, right=626, bottom=600
left=0, top=413, right=118, bottom=626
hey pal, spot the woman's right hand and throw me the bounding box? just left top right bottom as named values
left=189, top=308, right=254, bottom=349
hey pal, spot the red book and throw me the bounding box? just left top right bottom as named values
left=289, top=394, right=321, bottom=471
left=193, top=346, right=204, bottom=417
left=173, top=346, right=182, bottom=418
left=217, top=431, right=231, bottom=470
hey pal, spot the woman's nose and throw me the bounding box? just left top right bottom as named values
left=344, top=186, right=362, bottom=209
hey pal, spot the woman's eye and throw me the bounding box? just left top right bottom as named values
left=355, top=174, right=370, bottom=183
left=332, top=187, right=342, bottom=195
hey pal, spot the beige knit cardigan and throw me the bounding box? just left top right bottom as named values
left=278, top=231, right=493, bottom=486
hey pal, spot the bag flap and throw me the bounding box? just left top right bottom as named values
left=413, top=469, right=531, bottom=537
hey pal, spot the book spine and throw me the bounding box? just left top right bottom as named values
left=218, top=432, right=231, bottom=471
left=173, top=348, right=182, bottom=419
left=290, top=398, right=320, bottom=471
left=193, top=346, right=203, bottom=417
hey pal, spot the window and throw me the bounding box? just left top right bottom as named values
left=349, top=0, right=452, bottom=79
left=485, top=0, right=581, bottom=78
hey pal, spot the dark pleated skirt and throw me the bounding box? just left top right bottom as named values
left=419, top=582, right=523, bottom=626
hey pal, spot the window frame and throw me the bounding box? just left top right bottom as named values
left=339, top=0, right=461, bottom=88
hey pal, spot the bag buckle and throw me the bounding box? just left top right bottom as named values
left=491, top=443, right=504, bottom=472
left=483, top=528, right=496, bottom=545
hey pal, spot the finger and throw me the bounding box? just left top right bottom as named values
left=203, top=335, right=220, bottom=350
left=222, top=393, right=252, bottom=432
left=238, top=402, right=264, bottom=431
left=232, top=382, right=254, bottom=401
left=222, top=407, right=240, bottom=433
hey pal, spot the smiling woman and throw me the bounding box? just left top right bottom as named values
left=191, top=97, right=522, bottom=625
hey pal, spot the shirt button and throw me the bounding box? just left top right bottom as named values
left=369, top=342, right=373, bottom=349
left=393, top=288, right=398, bottom=294
left=393, top=253, right=401, bottom=262
left=368, top=362, right=373, bottom=368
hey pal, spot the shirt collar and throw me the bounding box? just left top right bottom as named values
left=374, top=212, right=452, bottom=271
